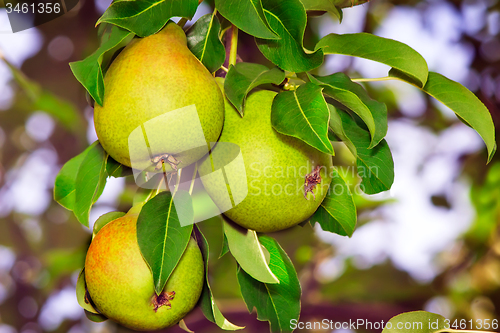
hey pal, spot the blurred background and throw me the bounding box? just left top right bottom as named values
left=0, top=0, right=499, bottom=332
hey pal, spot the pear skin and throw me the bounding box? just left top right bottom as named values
left=85, top=214, right=204, bottom=330
left=94, top=22, right=224, bottom=172
left=199, top=87, right=333, bottom=232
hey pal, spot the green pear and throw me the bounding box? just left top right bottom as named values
left=85, top=213, right=204, bottom=331
left=94, top=22, right=224, bottom=172
left=199, top=86, right=333, bottom=232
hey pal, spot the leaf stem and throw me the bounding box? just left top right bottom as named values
left=220, top=65, right=228, bottom=72
left=351, top=76, right=396, bottom=83
left=228, top=25, right=238, bottom=67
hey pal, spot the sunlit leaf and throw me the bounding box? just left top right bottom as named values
left=96, top=0, right=198, bottom=37
left=298, top=0, right=342, bottom=20
left=272, top=83, right=333, bottom=154
left=309, top=72, right=387, bottom=148
left=223, top=218, right=279, bottom=283
left=137, top=191, right=194, bottom=295
left=256, top=0, right=324, bottom=72
left=237, top=236, right=300, bottom=333
left=186, top=12, right=226, bottom=73
left=316, top=33, right=428, bottom=87
left=333, top=0, right=369, bottom=8
left=106, top=156, right=133, bottom=178
left=84, top=310, right=108, bottom=322
left=54, top=145, right=94, bottom=211
left=224, top=62, right=285, bottom=115
left=76, top=269, right=100, bottom=314
left=382, top=311, right=446, bottom=333
left=70, top=25, right=134, bottom=106
left=332, top=108, right=394, bottom=194
left=179, top=319, right=194, bottom=333
left=92, top=211, right=125, bottom=238
left=74, top=142, right=109, bottom=227
left=219, top=233, right=230, bottom=258
left=422, top=72, right=497, bottom=163
left=215, top=0, right=278, bottom=39
left=194, top=226, right=244, bottom=330
left=311, top=167, right=356, bottom=236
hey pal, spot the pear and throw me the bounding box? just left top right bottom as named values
left=94, top=22, right=224, bottom=172
left=199, top=87, right=333, bottom=232
left=85, top=213, right=204, bottom=331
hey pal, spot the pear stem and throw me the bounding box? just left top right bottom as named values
left=177, top=17, right=188, bottom=28
left=228, top=25, right=238, bottom=67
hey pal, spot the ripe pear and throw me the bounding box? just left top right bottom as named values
left=85, top=213, right=204, bottom=331
left=199, top=87, right=333, bottom=232
left=94, top=22, right=224, bottom=172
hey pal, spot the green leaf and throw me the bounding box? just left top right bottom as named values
left=311, top=168, right=356, bottom=236
left=194, top=226, right=244, bottom=330
left=106, top=156, right=133, bottom=178
left=328, top=104, right=355, bottom=153
left=333, top=0, right=369, bottom=8
left=70, top=25, right=134, bottom=107
left=76, top=269, right=100, bottom=314
left=316, top=33, right=428, bottom=87
left=298, top=0, right=342, bottom=20
left=2, top=56, right=80, bottom=131
left=137, top=191, right=194, bottom=295
left=55, top=146, right=130, bottom=214
left=272, top=83, right=334, bottom=155
left=84, top=310, right=108, bottom=323
left=382, top=311, right=446, bottom=333
left=179, top=319, right=194, bottom=333
left=215, top=0, right=278, bottom=39
left=54, top=145, right=94, bottom=211
left=237, top=236, right=301, bottom=333
left=256, top=0, right=324, bottom=72
left=92, top=211, right=126, bottom=239
left=74, top=142, right=109, bottom=227
left=223, top=219, right=279, bottom=284
left=422, top=72, right=497, bottom=163
left=308, top=73, right=387, bottom=148
left=186, top=12, right=226, bottom=73
left=334, top=108, right=394, bottom=194
left=219, top=233, right=230, bottom=258
left=97, top=0, right=198, bottom=37
left=224, top=63, right=285, bottom=115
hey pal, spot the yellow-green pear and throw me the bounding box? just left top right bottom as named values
left=94, top=22, right=224, bottom=172
left=199, top=86, right=333, bottom=232
left=85, top=213, right=204, bottom=331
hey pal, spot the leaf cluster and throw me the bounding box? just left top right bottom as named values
left=59, top=0, right=497, bottom=332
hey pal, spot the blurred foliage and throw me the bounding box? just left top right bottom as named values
left=0, top=0, right=499, bottom=332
